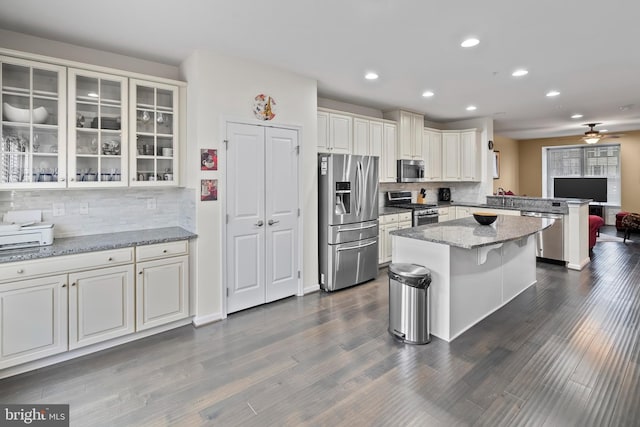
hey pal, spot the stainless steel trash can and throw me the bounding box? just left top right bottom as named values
left=388, top=263, right=431, bottom=344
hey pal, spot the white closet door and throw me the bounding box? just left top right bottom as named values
left=226, top=123, right=266, bottom=313
left=264, top=127, right=299, bottom=302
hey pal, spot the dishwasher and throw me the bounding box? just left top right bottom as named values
left=521, top=211, right=564, bottom=261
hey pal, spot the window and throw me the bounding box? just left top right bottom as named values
left=544, top=144, right=620, bottom=205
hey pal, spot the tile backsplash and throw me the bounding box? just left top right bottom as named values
left=0, top=188, right=196, bottom=237
left=379, top=182, right=486, bottom=205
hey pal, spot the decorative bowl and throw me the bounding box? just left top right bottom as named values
left=473, top=212, right=498, bottom=225
left=3, top=102, right=49, bottom=124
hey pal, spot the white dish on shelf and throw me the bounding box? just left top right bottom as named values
left=3, top=102, right=49, bottom=124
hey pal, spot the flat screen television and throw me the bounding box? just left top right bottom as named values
left=554, top=177, right=607, bottom=202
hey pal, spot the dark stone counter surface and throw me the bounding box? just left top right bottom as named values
left=0, top=227, right=197, bottom=263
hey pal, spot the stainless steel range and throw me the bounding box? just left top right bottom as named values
left=386, top=191, right=439, bottom=226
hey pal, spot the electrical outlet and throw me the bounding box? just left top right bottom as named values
left=79, top=202, right=89, bottom=215
left=146, top=198, right=156, bottom=210
left=52, top=203, right=65, bottom=217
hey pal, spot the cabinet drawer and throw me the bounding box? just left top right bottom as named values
left=0, top=248, right=134, bottom=284
left=136, top=240, right=188, bottom=262
left=398, top=212, right=412, bottom=222
left=379, top=214, right=399, bottom=225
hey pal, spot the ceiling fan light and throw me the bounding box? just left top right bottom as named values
left=583, top=136, right=601, bottom=144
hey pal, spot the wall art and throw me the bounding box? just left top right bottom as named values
left=201, top=179, right=218, bottom=201
left=201, top=149, right=217, bottom=170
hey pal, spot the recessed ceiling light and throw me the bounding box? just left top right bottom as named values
left=461, top=38, right=480, bottom=48
left=571, top=114, right=583, bottom=119
left=466, top=105, right=477, bottom=111
left=546, top=90, right=560, bottom=97
left=87, top=92, right=98, bottom=98
left=512, top=69, right=528, bottom=77
left=364, top=72, right=379, bottom=80
left=422, top=91, right=434, bottom=98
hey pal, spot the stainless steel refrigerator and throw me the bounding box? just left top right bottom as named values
left=318, top=153, right=379, bottom=292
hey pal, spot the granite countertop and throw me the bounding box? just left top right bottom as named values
left=379, top=206, right=412, bottom=215
left=390, top=215, right=552, bottom=249
left=0, top=227, right=197, bottom=263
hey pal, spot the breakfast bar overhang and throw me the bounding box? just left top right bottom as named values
left=390, top=215, right=552, bottom=342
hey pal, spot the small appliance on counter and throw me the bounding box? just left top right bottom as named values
left=438, top=187, right=451, bottom=202
left=0, top=210, right=54, bottom=250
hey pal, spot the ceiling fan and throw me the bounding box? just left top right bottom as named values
left=581, top=123, right=623, bottom=144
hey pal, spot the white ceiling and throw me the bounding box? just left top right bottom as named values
left=2, top=0, right=640, bottom=140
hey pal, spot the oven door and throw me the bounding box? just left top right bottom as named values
left=414, top=213, right=439, bottom=226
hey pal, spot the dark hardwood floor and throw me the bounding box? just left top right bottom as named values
left=1, top=227, right=639, bottom=426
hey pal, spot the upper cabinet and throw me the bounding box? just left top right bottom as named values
left=68, top=69, right=128, bottom=187
left=351, top=115, right=396, bottom=182
left=0, top=51, right=184, bottom=190
left=317, top=110, right=352, bottom=154
left=129, top=80, right=179, bottom=186
left=423, top=128, right=442, bottom=181
left=1, top=56, right=67, bottom=189
left=442, top=129, right=480, bottom=182
left=383, top=110, right=423, bottom=160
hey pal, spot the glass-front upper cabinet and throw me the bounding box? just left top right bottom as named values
left=68, top=69, right=128, bottom=187
left=129, top=79, right=178, bottom=186
left=0, top=56, right=67, bottom=188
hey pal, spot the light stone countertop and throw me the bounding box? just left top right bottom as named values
left=390, top=215, right=552, bottom=249
left=0, top=227, right=197, bottom=263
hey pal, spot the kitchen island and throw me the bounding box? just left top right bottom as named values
left=390, top=215, right=551, bottom=342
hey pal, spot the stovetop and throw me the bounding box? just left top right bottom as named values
left=390, top=202, right=438, bottom=209
left=385, top=191, right=438, bottom=212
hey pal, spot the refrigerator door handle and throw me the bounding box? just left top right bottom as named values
left=336, top=240, right=377, bottom=252
left=337, top=223, right=377, bottom=232
left=357, top=161, right=364, bottom=216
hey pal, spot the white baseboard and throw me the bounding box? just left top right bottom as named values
left=192, top=312, right=224, bottom=327
left=303, top=284, right=320, bottom=294
left=568, top=257, right=591, bottom=271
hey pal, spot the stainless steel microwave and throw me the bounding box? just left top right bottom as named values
left=397, top=159, right=425, bottom=182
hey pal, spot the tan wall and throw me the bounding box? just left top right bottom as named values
left=493, top=135, right=520, bottom=195
left=517, top=131, right=640, bottom=212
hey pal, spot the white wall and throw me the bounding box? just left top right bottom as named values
left=180, top=50, right=318, bottom=323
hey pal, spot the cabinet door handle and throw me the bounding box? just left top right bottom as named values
left=163, top=249, right=168, bottom=253
left=17, top=269, right=24, bottom=274
left=108, top=257, right=113, bottom=261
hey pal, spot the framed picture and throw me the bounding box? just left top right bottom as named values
left=493, top=151, right=500, bottom=179
left=201, top=149, right=217, bottom=170
left=201, top=179, right=218, bottom=201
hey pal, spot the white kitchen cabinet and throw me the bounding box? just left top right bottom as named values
left=68, top=264, right=135, bottom=350
left=317, top=110, right=352, bottom=154
left=438, top=207, right=450, bottom=222
left=423, top=128, right=443, bottom=181
left=370, top=120, right=383, bottom=158
left=442, top=131, right=461, bottom=181
left=441, top=129, right=480, bottom=182
left=68, top=68, right=128, bottom=187
left=0, top=56, right=67, bottom=189
left=381, top=122, right=397, bottom=182
left=136, top=242, right=189, bottom=331
left=384, top=110, right=423, bottom=160
left=353, top=117, right=370, bottom=155
left=460, top=130, right=480, bottom=181
left=455, top=206, right=473, bottom=219
left=0, top=275, right=68, bottom=370
left=379, top=212, right=412, bottom=264
left=129, top=79, right=179, bottom=186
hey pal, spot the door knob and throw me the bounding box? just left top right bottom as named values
left=268, top=219, right=280, bottom=226
left=255, top=220, right=264, bottom=227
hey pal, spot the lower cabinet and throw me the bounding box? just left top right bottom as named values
left=136, top=255, right=189, bottom=331
left=68, top=265, right=135, bottom=350
left=379, top=212, right=412, bottom=264
left=0, top=240, right=190, bottom=372
left=0, top=275, right=68, bottom=370
left=438, top=207, right=450, bottom=222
